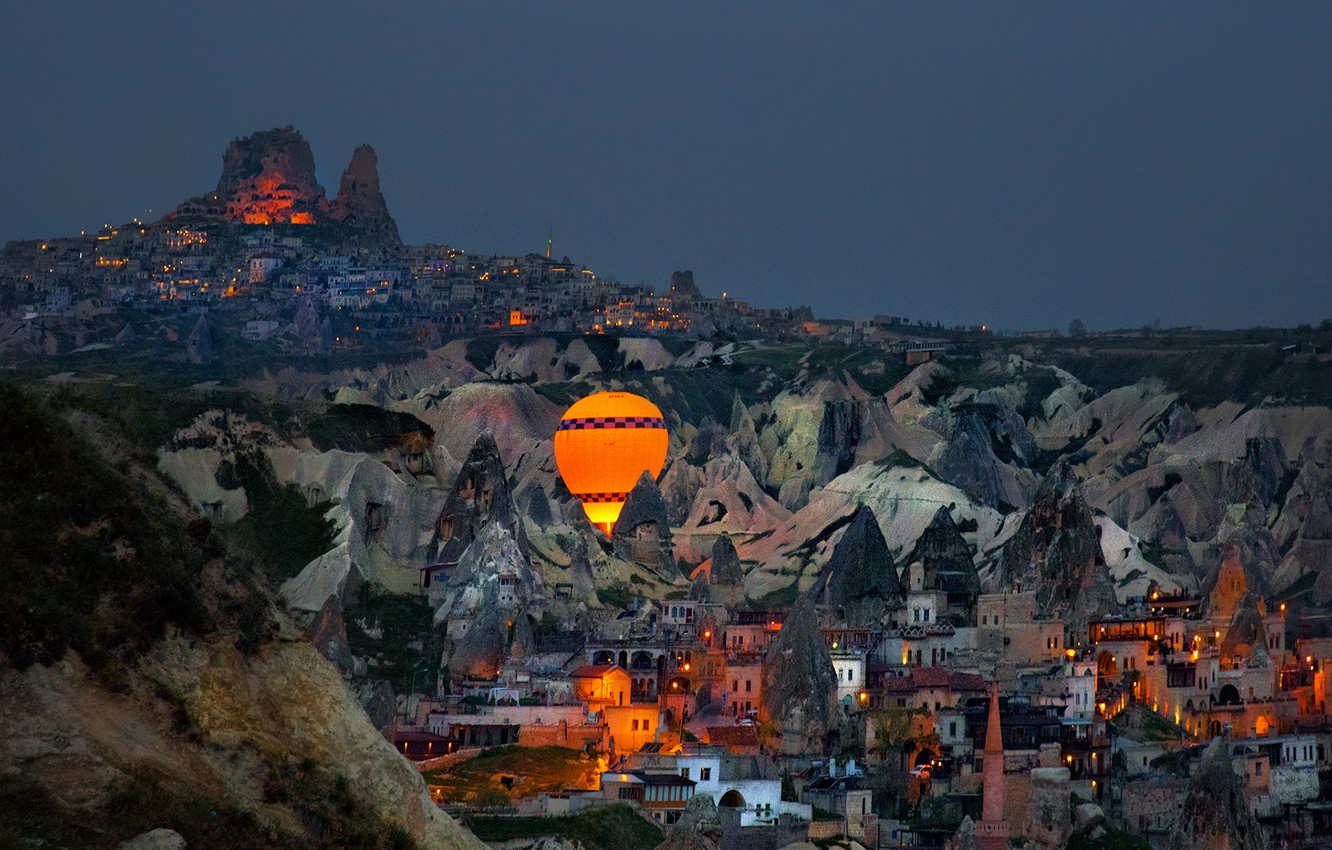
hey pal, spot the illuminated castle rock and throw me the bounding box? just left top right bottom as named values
left=165, top=126, right=400, bottom=246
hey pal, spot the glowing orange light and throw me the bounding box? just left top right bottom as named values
left=553, top=392, right=668, bottom=533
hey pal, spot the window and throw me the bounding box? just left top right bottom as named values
left=745, top=680, right=752, bottom=693
left=632, top=720, right=639, bottom=731
left=644, top=720, right=651, bottom=732
left=701, top=767, right=711, bottom=781
left=733, top=680, right=739, bottom=692
left=681, top=768, right=690, bottom=780
left=1255, top=762, right=1263, bottom=776
left=949, top=722, right=957, bottom=737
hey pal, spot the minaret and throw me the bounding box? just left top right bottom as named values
left=546, top=227, right=553, bottom=259
left=979, top=680, right=1010, bottom=850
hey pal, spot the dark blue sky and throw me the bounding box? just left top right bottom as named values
left=2, top=2, right=1329, bottom=331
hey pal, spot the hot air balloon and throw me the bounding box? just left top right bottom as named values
left=554, top=391, right=668, bottom=534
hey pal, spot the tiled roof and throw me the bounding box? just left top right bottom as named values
left=705, top=726, right=759, bottom=748
left=950, top=672, right=986, bottom=691
left=571, top=664, right=621, bottom=677
left=911, top=667, right=951, bottom=688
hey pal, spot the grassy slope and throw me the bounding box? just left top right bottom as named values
left=423, top=746, right=600, bottom=806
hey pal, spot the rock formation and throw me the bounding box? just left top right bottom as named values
left=172, top=126, right=325, bottom=225
left=709, top=533, right=744, bottom=585
left=329, top=143, right=402, bottom=246
left=1166, top=739, right=1266, bottom=850
left=932, top=404, right=1033, bottom=511
left=429, top=431, right=528, bottom=565
left=434, top=522, right=543, bottom=678
left=902, top=506, right=980, bottom=623
left=688, top=572, right=712, bottom=602
left=997, top=461, right=1119, bottom=634
left=1223, top=436, right=1288, bottom=507
left=759, top=594, right=839, bottom=755
left=164, top=126, right=400, bottom=246
left=669, top=270, right=703, bottom=301
left=728, top=393, right=768, bottom=484
left=810, top=505, right=901, bottom=626
left=1071, top=803, right=1108, bottom=841
left=655, top=793, right=721, bottom=850
left=566, top=530, right=600, bottom=605
left=1219, top=591, right=1267, bottom=658
left=815, top=399, right=864, bottom=482
left=612, top=471, right=675, bottom=575
left=1021, top=767, right=1071, bottom=850
left=117, top=829, right=187, bottom=850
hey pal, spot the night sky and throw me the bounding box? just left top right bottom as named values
left=2, top=2, right=1330, bottom=331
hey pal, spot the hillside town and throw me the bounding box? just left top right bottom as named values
left=0, top=128, right=962, bottom=360
left=374, top=421, right=1328, bottom=850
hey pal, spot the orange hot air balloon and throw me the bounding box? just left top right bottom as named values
left=554, top=391, right=668, bottom=534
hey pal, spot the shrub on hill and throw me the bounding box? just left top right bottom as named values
left=0, top=383, right=211, bottom=672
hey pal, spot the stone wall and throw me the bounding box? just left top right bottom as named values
left=518, top=721, right=604, bottom=750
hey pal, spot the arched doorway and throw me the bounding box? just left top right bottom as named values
left=719, top=789, right=746, bottom=809
left=592, top=650, right=614, bottom=665
left=1096, top=651, right=1118, bottom=677
left=914, top=748, right=936, bottom=768
left=1218, top=684, right=1241, bottom=706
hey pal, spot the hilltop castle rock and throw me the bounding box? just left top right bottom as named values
left=166, top=126, right=400, bottom=246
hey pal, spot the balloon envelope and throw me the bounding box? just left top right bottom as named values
left=554, top=391, right=668, bottom=530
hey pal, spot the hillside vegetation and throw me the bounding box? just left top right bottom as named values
left=0, top=382, right=480, bottom=850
